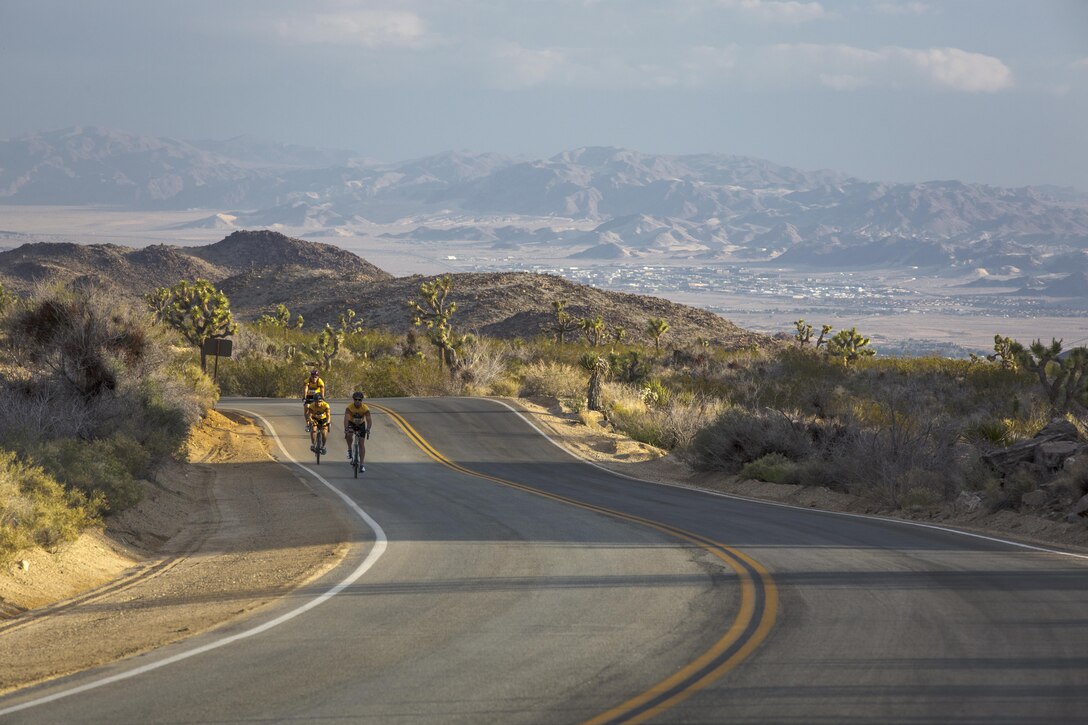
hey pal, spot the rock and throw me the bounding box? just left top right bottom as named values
left=1035, top=441, right=1082, bottom=470
left=982, top=419, right=1085, bottom=474
left=955, top=491, right=983, bottom=514
left=1067, top=494, right=1088, bottom=525
left=1020, top=489, right=1050, bottom=508
left=18, top=560, right=29, bottom=572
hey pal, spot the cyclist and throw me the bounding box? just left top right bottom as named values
left=306, top=391, right=332, bottom=454
left=303, top=368, right=325, bottom=430
left=344, top=391, right=373, bottom=469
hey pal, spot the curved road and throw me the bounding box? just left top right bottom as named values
left=2, top=397, right=1087, bottom=723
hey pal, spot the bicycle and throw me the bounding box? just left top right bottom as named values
left=313, top=424, right=327, bottom=464
left=348, top=424, right=367, bottom=478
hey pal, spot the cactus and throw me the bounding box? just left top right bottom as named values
left=988, top=334, right=1024, bottom=371
left=794, top=319, right=812, bottom=346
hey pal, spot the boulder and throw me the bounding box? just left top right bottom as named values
left=1035, top=441, right=1084, bottom=470
left=954, top=491, right=983, bottom=514
left=1067, top=493, right=1088, bottom=525
left=1020, top=489, right=1050, bottom=508
left=982, top=418, right=1084, bottom=474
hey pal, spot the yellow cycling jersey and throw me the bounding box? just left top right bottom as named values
left=306, top=400, right=332, bottom=422
left=345, top=402, right=370, bottom=423
left=305, top=377, right=326, bottom=395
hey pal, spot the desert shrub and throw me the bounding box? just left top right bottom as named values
left=0, top=450, right=98, bottom=555
left=458, top=339, right=512, bottom=391
left=689, top=407, right=814, bottom=473
left=488, top=376, right=521, bottom=398
left=1048, top=455, right=1088, bottom=500
left=985, top=467, right=1041, bottom=512
left=218, top=353, right=300, bottom=397
left=38, top=435, right=147, bottom=513
left=519, top=361, right=585, bottom=400
left=739, top=453, right=799, bottom=485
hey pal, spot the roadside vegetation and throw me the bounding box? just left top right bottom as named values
left=6, top=271, right=1085, bottom=561
left=0, top=281, right=217, bottom=558
left=213, top=276, right=1088, bottom=519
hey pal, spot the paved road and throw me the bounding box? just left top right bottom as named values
left=2, top=397, right=1087, bottom=723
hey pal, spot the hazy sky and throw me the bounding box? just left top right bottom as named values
left=2, top=0, right=1087, bottom=188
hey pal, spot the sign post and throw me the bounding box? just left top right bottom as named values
left=201, top=337, right=234, bottom=383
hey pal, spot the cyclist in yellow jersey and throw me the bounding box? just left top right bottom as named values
left=343, top=391, right=373, bottom=467
left=306, top=392, right=332, bottom=453
left=303, top=369, right=325, bottom=430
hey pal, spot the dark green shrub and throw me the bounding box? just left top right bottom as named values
left=690, top=407, right=813, bottom=473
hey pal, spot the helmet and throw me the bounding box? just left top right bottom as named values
left=310, top=369, right=319, bottom=377
left=352, top=391, right=365, bottom=401
left=313, top=391, right=323, bottom=401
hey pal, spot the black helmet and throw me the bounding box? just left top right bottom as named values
left=352, top=391, right=365, bottom=401
left=310, top=369, right=319, bottom=377
left=313, top=391, right=323, bottom=401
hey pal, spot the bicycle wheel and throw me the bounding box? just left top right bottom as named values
left=315, top=429, right=324, bottom=464
left=352, top=435, right=360, bottom=478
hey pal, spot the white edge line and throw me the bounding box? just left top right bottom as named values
left=0, top=407, right=388, bottom=718
left=484, top=397, right=1088, bottom=563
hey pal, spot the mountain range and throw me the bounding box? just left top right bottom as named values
left=3, top=126, right=1088, bottom=273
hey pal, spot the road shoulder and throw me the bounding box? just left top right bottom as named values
left=0, top=409, right=357, bottom=696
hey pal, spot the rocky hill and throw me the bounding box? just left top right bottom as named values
left=0, top=230, right=391, bottom=295
left=0, top=233, right=767, bottom=349
left=237, top=271, right=767, bottom=348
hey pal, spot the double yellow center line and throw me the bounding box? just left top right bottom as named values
left=372, top=403, right=778, bottom=724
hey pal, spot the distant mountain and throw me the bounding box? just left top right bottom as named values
left=1018, top=272, right=1088, bottom=298
left=0, top=230, right=390, bottom=295
left=5, top=127, right=1088, bottom=271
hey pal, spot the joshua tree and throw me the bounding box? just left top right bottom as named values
left=579, top=352, right=610, bottom=412
left=794, top=319, right=813, bottom=347
left=827, top=326, right=875, bottom=365
left=1018, top=338, right=1088, bottom=413
left=545, top=300, right=581, bottom=345
left=645, top=317, right=670, bottom=351
left=338, top=308, right=364, bottom=335
left=408, top=275, right=468, bottom=372
left=310, top=323, right=344, bottom=371
left=147, top=279, right=237, bottom=372
left=579, top=315, right=606, bottom=347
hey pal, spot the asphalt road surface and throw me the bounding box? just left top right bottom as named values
left=2, top=397, right=1087, bottom=724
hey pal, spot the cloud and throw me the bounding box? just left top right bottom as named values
left=715, top=0, right=826, bottom=23
left=745, top=44, right=1013, bottom=93
left=275, top=10, right=430, bottom=47
left=872, top=1, right=932, bottom=14
left=481, top=42, right=1012, bottom=94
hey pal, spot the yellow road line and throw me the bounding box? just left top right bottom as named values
left=372, top=403, right=779, bottom=724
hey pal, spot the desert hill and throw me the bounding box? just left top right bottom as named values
left=243, top=271, right=766, bottom=348
left=0, top=233, right=767, bottom=349
left=0, top=230, right=391, bottom=295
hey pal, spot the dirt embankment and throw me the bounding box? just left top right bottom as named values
left=0, top=410, right=355, bottom=695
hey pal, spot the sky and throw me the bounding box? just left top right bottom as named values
left=1, top=0, right=1087, bottom=188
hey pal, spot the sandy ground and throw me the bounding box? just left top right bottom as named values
left=1, top=397, right=1085, bottom=698
left=0, top=410, right=355, bottom=696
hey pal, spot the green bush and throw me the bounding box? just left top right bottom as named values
left=689, top=407, right=814, bottom=473
left=0, top=450, right=97, bottom=555
left=38, top=436, right=146, bottom=513
left=739, top=453, right=800, bottom=485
